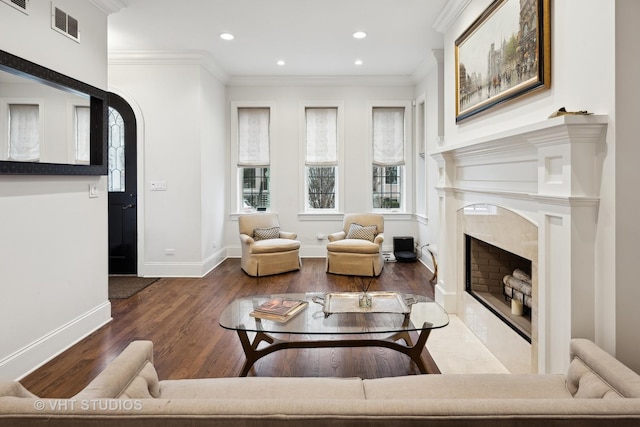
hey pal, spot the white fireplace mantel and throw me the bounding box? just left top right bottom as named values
left=430, top=115, right=609, bottom=375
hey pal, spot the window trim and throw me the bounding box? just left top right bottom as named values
left=70, top=102, right=91, bottom=165
left=367, top=101, right=412, bottom=213
left=230, top=101, right=276, bottom=213
left=414, top=92, right=428, bottom=218
left=299, top=101, right=344, bottom=214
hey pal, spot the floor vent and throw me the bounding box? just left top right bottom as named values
left=51, top=4, right=80, bottom=42
left=1, top=0, right=28, bottom=14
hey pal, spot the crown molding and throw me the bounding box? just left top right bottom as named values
left=226, top=75, right=415, bottom=87
left=89, top=0, right=131, bottom=15
left=433, top=0, right=472, bottom=33
left=108, top=51, right=230, bottom=84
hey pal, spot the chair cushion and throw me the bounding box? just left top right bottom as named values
left=253, top=226, right=280, bottom=241
left=327, top=238, right=380, bottom=254
left=252, top=238, right=300, bottom=254
left=346, top=223, right=377, bottom=242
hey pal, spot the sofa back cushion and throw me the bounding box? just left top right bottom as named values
left=158, top=377, right=366, bottom=400
left=567, top=338, right=640, bottom=398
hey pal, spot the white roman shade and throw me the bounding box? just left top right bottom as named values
left=372, top=107, right=404, bottom=166
left=238, top=107, right=270, bottom=166
left=8, top=104, right=40, bottom=161
left=305, top=107, right=337, bottom=166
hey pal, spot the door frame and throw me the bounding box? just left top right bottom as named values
left=108, top=88, right=146, bottom=277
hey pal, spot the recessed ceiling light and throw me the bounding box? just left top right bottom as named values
left=219, top=32, right=234, bottom=41
left=353, top=31, right=367, bottom=39
left=277, top=60, right=285, bottom=66
left=355, top=59, right=363, bottom=66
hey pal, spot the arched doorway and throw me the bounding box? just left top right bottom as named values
left=107, top=92, right=138, bottom=274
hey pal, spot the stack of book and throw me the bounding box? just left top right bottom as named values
left=250, top=297, right=308, bottom=323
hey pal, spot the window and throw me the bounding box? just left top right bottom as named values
left=307, top=166, right=335, bottom=209
left=8, top=104, right=40, bottom=161
left=241, top=167, right=270, bottom=209
left=108, top=106, right=125, bottom=191
left=305, top=107, right=338, bottom=210
left=373, top=165, right=401, bottom=208
left=372, top=106, right=405, bottom=210
left=237, top=107, right=270, bottom=210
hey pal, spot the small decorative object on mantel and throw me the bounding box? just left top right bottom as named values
left=548, top=107, right=593, bottom=118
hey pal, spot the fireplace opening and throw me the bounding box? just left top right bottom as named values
left=465, top=234, right=532, bottom=342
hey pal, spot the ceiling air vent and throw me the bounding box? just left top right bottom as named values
left=51, top=4, right=80, bottom=42
left=1, top=0, right=28, bottom=14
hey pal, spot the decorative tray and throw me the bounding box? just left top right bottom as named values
left=312, top=291, right=414, bottom=316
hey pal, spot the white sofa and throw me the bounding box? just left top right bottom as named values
left=2, top=338, right=640, bottom=426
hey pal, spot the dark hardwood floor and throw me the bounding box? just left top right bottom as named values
left=21, top=258, right=437, bottom=398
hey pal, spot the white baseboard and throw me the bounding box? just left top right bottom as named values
left=2, top=301, right=112, bottom=381
left=435, top=282, right=457, bottom=313
left=143, top=249, right=227, bottom=278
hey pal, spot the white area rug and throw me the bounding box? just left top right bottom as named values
left=426, top=314, right=510, bottom=374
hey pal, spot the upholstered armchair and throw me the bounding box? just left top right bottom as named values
left=238, top=213, right=301, bottom=277
left=326, top=213, right=385, bottom=276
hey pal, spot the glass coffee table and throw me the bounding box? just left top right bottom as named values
left=219, top=292, right=449, bottom=376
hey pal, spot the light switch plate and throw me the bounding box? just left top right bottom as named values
left=150, top=181, right=167, bottom=191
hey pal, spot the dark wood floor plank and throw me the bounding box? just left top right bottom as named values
left=21, top=258, right=437, bottom=397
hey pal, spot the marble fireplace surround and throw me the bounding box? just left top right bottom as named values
left=432, top=115, right=608, bottom=374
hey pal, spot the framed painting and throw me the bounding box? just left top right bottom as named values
left=455, top=0, right=550, bottom=122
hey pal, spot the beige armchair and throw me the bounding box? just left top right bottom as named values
left=238, top=213, right=301, bottom=277
left=326, top=213, right=384, bottom=276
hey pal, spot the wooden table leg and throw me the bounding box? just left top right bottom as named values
left=234, top=322, right=438, bottom=376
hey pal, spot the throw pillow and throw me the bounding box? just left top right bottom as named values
left=253, top=226, right=280, bottom=241
left=346, top=223, right=377, bottom=242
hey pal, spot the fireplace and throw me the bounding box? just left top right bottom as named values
left=465, top=234, right=532, bottom=342
left=432, top=115, right=607, bottom=374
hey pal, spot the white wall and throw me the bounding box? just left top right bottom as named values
left=0, top=1, right=110, bottom=380
left=614, top=0, right=640, bottom=374
left=224, top=82, right=419, bottom=257
left=419, top=0, right=640, bottom=372
left=108, top=56, right=227, bottom=277
left=415, top=50, right=444, bottom=267
left=199, top=67, right=228, bottom=270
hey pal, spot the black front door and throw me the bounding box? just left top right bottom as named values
left=108, top=93, right=137, bottom=274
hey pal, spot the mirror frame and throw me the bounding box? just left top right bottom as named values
left=0, top=49, right=108, bottom=175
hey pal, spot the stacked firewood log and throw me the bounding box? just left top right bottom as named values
left=503, top=269, right=532, bottom=308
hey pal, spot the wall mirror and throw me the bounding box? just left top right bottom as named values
left=0, top=50, right=107, bottom=175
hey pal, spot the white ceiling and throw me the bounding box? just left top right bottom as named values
left=107, top=0, right=449, bottom=79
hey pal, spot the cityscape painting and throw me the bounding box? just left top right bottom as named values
left=455, top=0, right=550, bottom=122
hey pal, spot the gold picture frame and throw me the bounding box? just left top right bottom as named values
left=455, top=0, right=550, bottom=122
